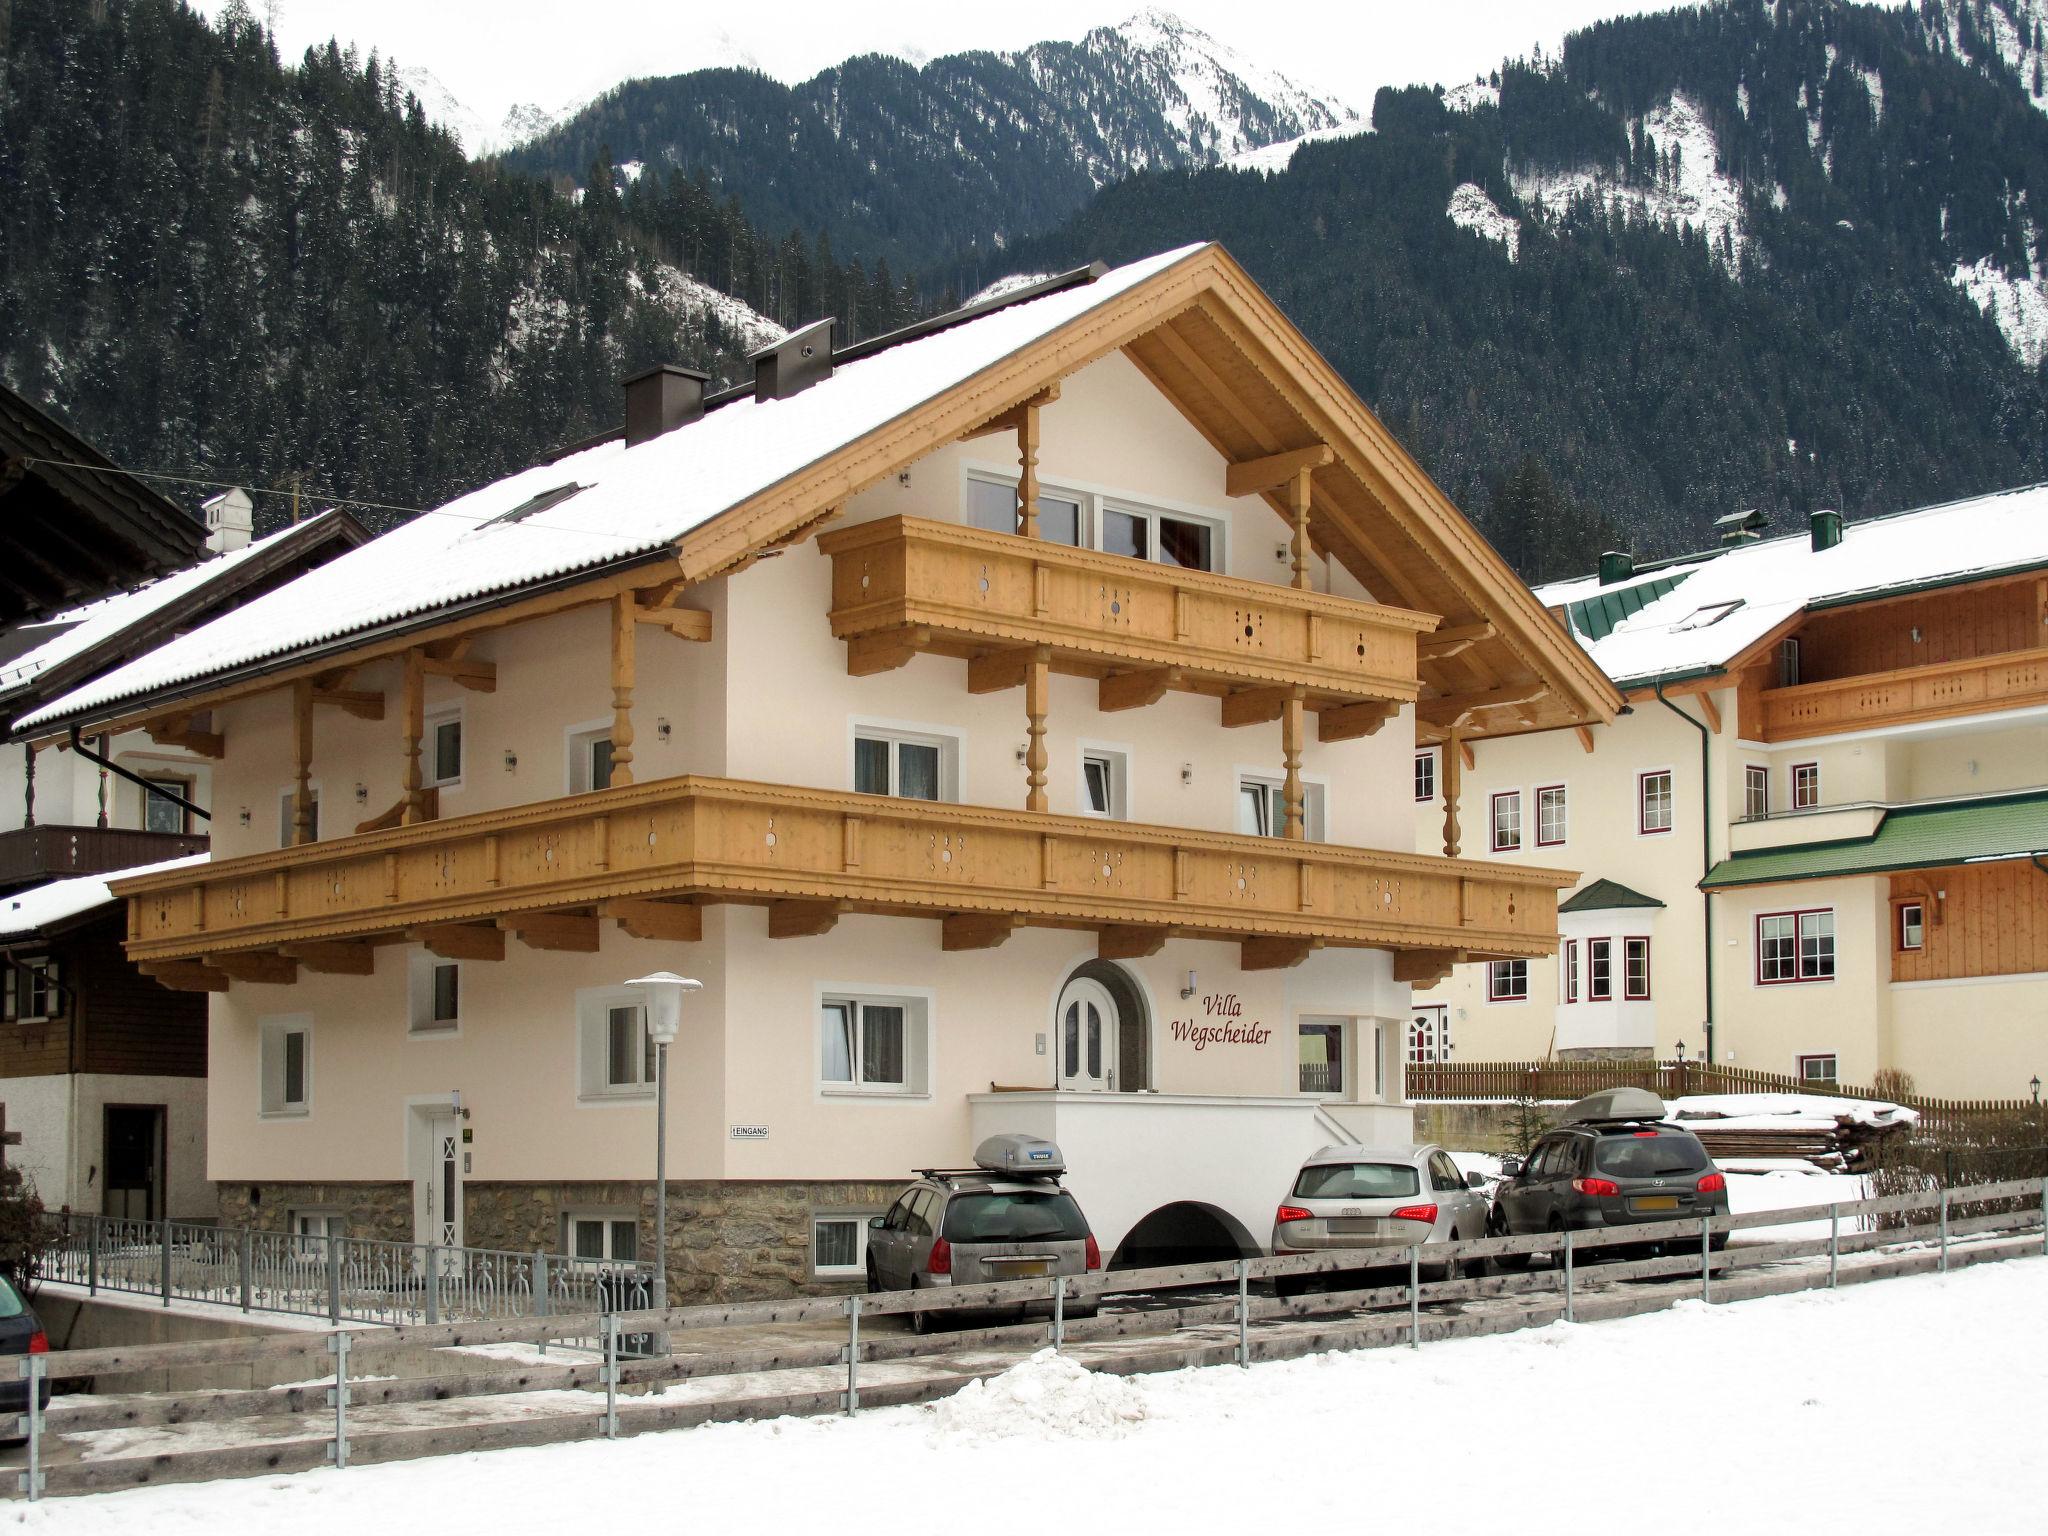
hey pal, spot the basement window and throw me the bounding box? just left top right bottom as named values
left=811, top=1214, right=875, bottom=1279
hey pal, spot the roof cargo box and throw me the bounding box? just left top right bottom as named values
left=1560, top=1086, right=1667, bottom=1125
left=974, top=1134, right=1065, bottom=1177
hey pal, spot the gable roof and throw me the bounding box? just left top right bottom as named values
left=1558, top=878, right=1666, bottom=913
left=21, top=244, right=1618, bottom=739
left=1535, top=483, right=2048, bottom=689
left=0, top=509, right=367, bottom=728
left=1700, top=791, right=2048, bottom=889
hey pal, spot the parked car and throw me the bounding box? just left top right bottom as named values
left=1270, top=1143, right=1491, bottom=1292
left=866, top=1135, right=1101, bottom=1333
left=0, top=1272, right=51, bottom=1439
left=1487, top=1088, right=1730, bottom=1265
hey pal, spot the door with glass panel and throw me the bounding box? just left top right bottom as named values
left=1055, top=977, right=1115, bottom=1092
left=410, top=1106, right=464, bottom=1257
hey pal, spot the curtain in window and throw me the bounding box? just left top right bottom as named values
left=573, top=1219, right=606, bottom=1260
left=853, top=737, right=891, bottom=795
left=820, top=1001, right=855, bottom=1082
left=815, top=1220, right=859, bottom=1268
left=896, top=743, right=940, bottom=801
left=861, top=1004, right=906, bottom=1085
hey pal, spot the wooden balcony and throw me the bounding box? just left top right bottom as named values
left=0, top=825, right=209, bottom=896
left=1757, top=645, right=2048, bottom=741
left=111, top=776, right=1567, bottom=985
left=819, top=516, right=1435, bottom=719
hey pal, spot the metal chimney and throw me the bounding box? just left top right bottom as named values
left=752, top=318, right=836, bottom=402
left=1597, top=550, right=1634, bottom=586
left=623, top=365, right=709, bottom=447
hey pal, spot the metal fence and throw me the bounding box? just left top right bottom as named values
left=30, top=1213, right=655, bottom=1330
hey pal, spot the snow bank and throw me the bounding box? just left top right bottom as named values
left=1667, top=1092, right=1918, bottom=1132
left=930, top=1349, right=1146, bottom=1442
left=1446, top=183, right=1519, bottom=260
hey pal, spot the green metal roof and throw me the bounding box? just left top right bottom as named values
left=1564, top=569, right=1694, bottom=642
left=1560, top=878, right=1667, bottom=912
left=1701, top=791, right=2048, bottom=889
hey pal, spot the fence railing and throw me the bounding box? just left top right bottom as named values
left=11, top=1174, right=2045, bottom=1500
left=1404, top=1058, right=2037, bottom=1126
left=29, top=1213, right=655, bottom=1331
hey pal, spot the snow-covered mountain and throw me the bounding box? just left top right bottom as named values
left=396, top=67, right=589, bottom=158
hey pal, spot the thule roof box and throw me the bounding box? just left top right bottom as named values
left=914, top=1135, right=1067, bottom=1182
left=1560, top=1087, right=1668, bottom=1126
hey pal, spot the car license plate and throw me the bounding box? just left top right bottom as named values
left=1633, top=1195, right=1679, bottom=1213
left=1328, top=1218, right=1383, bottom=1235
left=997, top=1259, right=1049, bottom=1277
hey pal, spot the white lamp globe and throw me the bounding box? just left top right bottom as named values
left=626, top=971, right=702, bottom=1046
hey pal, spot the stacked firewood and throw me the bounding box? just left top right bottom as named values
left=1666, top=1095, right=1916, bottom=1173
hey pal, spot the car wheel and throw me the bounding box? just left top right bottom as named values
left=865, top=1258, right=881, bottom=1295
left=1489, top=1208, right=1529, bottom=1270
left=909, top=1301, right=935, bottom=1335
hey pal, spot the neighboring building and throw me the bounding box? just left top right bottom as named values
left=1413, top=489, right=2048, bottom=1099
left=18, top=245, right=1616, bottom=1299
left=0, top=857, right=211, bottom=1219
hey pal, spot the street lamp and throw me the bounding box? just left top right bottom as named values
left=2032, top=1075, right=2041, bottom=1105
left=626, top=971, right=702, bottom=1309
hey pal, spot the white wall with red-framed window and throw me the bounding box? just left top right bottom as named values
left=1550, top=905, right=1659, bottom=1053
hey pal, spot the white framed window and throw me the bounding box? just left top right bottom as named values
left=1536, top=785, right=1567, bottom=847
left=1078, top=745, right=1129, bottom=819
left=1561, top=940, right=1579, bottom=1004
left=1791, top=762, right=1820, bottom=809
left=424, top=708, right=464, bottom=789
left=3, top=955, right=61, bottom=1023
left=1797, top=1053, right=1838, bottom=1083
left=819, top=992, right=930, bottom=1096
left=1624, top=937, right=1651, bottom=1000
left=1588, top=939, right=1613, bottom=1001
left=288, top=1209, right=344, bottom=1254
left=852, top=722, right=958, bottom=802
left=1237, top=775, right=1326, bottom=840
left=1100, top=499, right=1221, bottom=572
left=1638, top=770, right=1673, bottom=835
left=1744, top=764, right=1769, bottom=820
left=567, top=725, right=615, bottom=794
left=578, top=990, right=655, bottom=1100
left=278, top=786, right=320, bottom=846
left=965, top=473, right=1083, bottom=546
left=1490, top=790, right=1522, bottom=852
left=565, top=1211, right=640, bottom=1265
left=1898, top=902, right=1924, bottom=952
left=408, top=952, right=461, bottom=1035
left=259, top=1015, right=312, bottom=1117
left=1486, top=960, right=1529, bottom=1002
left=811, top=1213, right=876, bottom=1278
left=1413, top=751, right=1436, bottom=803
left=1758, top=909, right=1835, bottom=985
left=142, top=775, right=193, bottom=835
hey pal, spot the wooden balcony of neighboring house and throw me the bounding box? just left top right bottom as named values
left=819, top=516, right=1437, bottom=739
left=1755, top=644, right=2048, bottom=742
left=109, top=775, right=1569, bottom=990
left=0, top=824, right=209, bottom=895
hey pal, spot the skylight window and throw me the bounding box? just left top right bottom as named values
left=1673, top=599, right=1745, bottom=631
left=479, top=483, right=586, bottom=529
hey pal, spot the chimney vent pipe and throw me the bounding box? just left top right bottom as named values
left=623, top=364, right=710, bottom=447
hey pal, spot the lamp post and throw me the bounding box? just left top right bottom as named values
left=626, top=971, right=701, bottom=1309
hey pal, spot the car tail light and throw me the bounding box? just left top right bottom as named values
left=1572, top=1177, right=1621, bottom=1197
left=1696, top=1172, right=1727, bottom=1194
left=1085, top=1234, right=1102, bottom=1271
left=1275, top=1205, right=1314, bottom=1225
left=26, top=1331, right=47, bottom=1355
left=1389, top=1204, right=1439, bottom=1224
left=925, top=1237, right=952, bottom=1275
left=1632, top=1130, right=1659, bottom=1138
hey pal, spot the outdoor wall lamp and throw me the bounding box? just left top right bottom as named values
left=1180, top=762, right=1193, bottom=785
left=1180, top=969, right=1197, bottom=999
left=237, top=806, right=251, bottom=826
left=657, top=718, right=672, bottom=742
left=503, top=750, right=517, bottom=773
left=354, top=782, right=368, bottom=804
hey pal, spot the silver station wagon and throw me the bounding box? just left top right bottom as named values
left=866, top=1135, right=1101, bottom=1332
left=1271, top=1142, right=1490, bottom=1288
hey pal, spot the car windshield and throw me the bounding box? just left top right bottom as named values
left=942, top=1190, right=1090, bottom=1243
left=0, top=1276, right=22, bottom=1320
left=1292, top=1162, right=1421, bottom=1200
left=1593, top=1133, right=1708, bottom=1178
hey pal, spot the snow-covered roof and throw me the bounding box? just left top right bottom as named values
left=22, top=247, right=1206, bottom=731
left=1534, top=482, right=2048, bottom=687
left=0, top=854, right=209, bottom=940
left=0, top=514, right=353, bottom=713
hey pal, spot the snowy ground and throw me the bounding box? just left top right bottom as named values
left=14, top=1257, right=2041, bottom=1534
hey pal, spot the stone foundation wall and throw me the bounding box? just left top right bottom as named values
left=1556, top=1047, right=1656, bottom=1062
left=216, top=1182, right=411, bottom=1241
left=1411, top=1102, right=1570, bottom=1156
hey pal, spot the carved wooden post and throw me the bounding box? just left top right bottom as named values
left=1281, top=686, right=1306, bottom=840
left=1441, top=726, right=1463, bottom=857
left=1289, top=466, right=1313, bottom=591
left=291, top=681, right=314, bottom=845
left=609, top=593, right=636, bottom=787
left=1024, top=646, right=1050, bottom=812
left=1017, top=400, right=1041, bottom=539
left=401, top=649, right=426, bottom=824
left=21, top=743, right=33, bottom=829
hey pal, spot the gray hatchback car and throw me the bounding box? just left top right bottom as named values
left=866, top=1135, right=1100, bottom=1332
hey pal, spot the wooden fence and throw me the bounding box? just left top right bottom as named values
left=11, top=1177, right=2045, bottom=1500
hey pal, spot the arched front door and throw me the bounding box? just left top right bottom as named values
left=1055, top=976, right=1117, bottom=1092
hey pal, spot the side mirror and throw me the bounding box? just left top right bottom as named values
left=867, top=1216, right=886, bottom=1230
left=1499, top=1156, right=1524, bottom=1178
left=1466, top=1171, right=1487, bottom=1190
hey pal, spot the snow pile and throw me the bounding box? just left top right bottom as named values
left=0, top=855, right=209, bottom=938
left=1513, top=93, right=1754, bottom=269
left=968, top=272, right=1056, bottom=306
left=1952, top=253, right=2048, bottom=366
left=1666, top=1092, right=1918, bottom=1132
left=1447, top=183, right=1519, bottom=260
left=930, top=1349, right=1147, bottom=1442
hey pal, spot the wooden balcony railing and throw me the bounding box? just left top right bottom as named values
left=0, top=825, right=209, bottom=893
left=111, top=776, right=1567, bottom=983
left=820, top=516, right=1435, bottom=711
left=1759, top=645, right=2048, bottom=741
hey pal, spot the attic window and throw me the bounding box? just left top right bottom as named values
left=1673, top=599, right=1744, bottom=631
left=480, top=483, right=586, bottom=529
